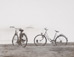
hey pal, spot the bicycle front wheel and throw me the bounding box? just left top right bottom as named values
left=34, top=34, right=47, bottom=46
left=55, top=34, right=68, bottom=46
left=12, top=34, right=18, bottom=46
left=21, top=33, right=28, bottom=47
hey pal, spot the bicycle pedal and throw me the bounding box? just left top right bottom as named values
left=36, top=40, right=38, bottom=43
left=22, top=39, right=25, bottom=42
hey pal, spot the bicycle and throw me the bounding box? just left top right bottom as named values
left=10, top=26, right=28, bottom=47
left=34, top=28, right=68, bottom=46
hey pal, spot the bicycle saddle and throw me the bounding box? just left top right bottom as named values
left=19, top=29, right=24, bottom=32
left=55, top=30, right=59, bottom=32
left=44, top=28, right=48, bottom=31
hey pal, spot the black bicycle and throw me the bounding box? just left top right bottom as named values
left=10, top=26, right=28, bottom=47
left=34, top=28, right=68, bottom=46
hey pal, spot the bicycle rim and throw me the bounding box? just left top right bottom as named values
left=34, top=34, right=47, bottom=46
left=55, top=35, right=68, bottom=46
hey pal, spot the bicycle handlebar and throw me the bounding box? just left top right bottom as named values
left=10, top=26, right=15, bottom=28
left=10, top=26, right=21, bottom=30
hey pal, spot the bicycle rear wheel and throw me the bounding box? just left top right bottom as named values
left=34, top=34, right=47, bottom=46
left=12, top=34, right=18, bottom=46
left=55, top=34, right=68, bottom=46
left=21, top=33, right=28, bottom=47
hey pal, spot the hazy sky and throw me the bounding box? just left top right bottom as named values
left=0, top=0, right=74, bottom=44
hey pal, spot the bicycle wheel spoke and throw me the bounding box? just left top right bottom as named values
left=34, top=35, right=47, bottom=46
left=55, top=35, right=68, bottom=46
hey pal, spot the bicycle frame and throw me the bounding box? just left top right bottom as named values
left=14, top=29, right=18, bottom=35
left=10, top=26, right=28, bottom=47
left=10, top=26, right=23, bottom=41
left=43, top=28, right=58, bottom=42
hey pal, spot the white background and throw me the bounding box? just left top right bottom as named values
left=0, top=0, right=74, bottom=44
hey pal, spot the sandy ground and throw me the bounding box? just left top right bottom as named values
left=0, top=44, right=74, bottom=57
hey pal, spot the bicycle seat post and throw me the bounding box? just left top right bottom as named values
left=53, top=30, right=59, bottom=40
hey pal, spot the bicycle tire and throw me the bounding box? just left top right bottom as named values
left=20, top=33, right=28, bottom=48
left=55, top=34, right=68, bottom=46
left=34, top=34, right=47, bottom=46
left=12, top=34, right=18, bottom=46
